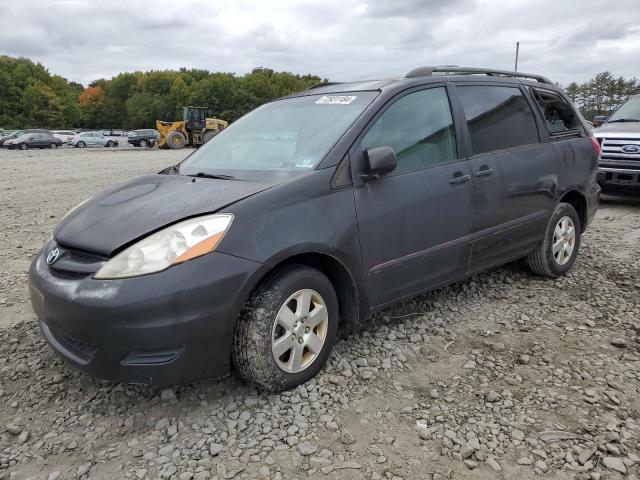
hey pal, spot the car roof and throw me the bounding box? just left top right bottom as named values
left=289, top=66, right=560, bottom=98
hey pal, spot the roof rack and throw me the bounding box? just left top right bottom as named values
left=404, top=66, right=553, bottom=85
left=306, top=82, right=343, bottom=90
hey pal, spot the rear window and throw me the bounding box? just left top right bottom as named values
left=457, top=85, right=539, bottom=155
left=530, top=88, right=581, bottom=136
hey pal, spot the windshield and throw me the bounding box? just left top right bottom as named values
left=178, top=92, right=377, bottom=181
left=609, top=95, right=640, bottom=122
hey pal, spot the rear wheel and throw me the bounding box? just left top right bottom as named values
left=139, top=139, right=147, bottom=148
left=528, top=202, right=581, bottom=277
left=202, top=130, right=218, bottom=144
left=50, top=143, right=57, bottom=149
left=166, top=131, right=186, bottom=149
left=233, top=265, right=338, bottom=391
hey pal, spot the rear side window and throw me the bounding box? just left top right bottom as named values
left=457, top=85, right=539, bottom=155
left=530, top=88, right=581, bottom=136
left=361, top=87, right=456, bottom=174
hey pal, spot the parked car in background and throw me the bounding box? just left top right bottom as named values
left=594, top=94, right=640, bottom=195
left=53, top=130, right=77, bottom=144
left=128, top=129, right=158, bottom=147
left=3, top=132, right=62, bottom=150
left=29, top=66, right=600, bottom=390
left=70, top=132, right=119, bottom=148
left=0, top=129, right=51, bottom=147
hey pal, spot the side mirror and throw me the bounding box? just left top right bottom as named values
left=362, top=146, right=397, bottom=180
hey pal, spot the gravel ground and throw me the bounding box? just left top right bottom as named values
left=0, top=147, right=639, bottom=480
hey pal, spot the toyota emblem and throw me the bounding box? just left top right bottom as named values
left=46, top=247, right=61, bottom=265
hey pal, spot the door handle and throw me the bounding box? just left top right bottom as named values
left=449, top=173, right=471, bottom=184
left=475, top=166, right=494, bottom=177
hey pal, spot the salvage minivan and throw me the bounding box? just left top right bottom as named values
left=30, top=66, right=601, bottom=391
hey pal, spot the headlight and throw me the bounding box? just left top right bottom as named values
left=95, top=213, right=233, bottom=279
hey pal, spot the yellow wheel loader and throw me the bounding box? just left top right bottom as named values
left=156, top=106, right=228, bottom=150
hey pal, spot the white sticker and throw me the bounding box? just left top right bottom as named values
left=295, top=158, right=315, bottom=168
left=315, top=95, right=357, bottom=105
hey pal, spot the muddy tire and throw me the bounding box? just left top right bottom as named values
left=166, top=131, right=186, bottom=150
left=528, top=202, right=581, bottom=278
left=233, top=265, right=338, bottom=392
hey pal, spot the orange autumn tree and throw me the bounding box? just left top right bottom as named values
left=78, top=85, right=107, bottom=128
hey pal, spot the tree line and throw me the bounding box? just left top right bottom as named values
left=0, top=56, right=323, bottom=130
left=564, top=72, right=639, bottom=119
left=1, top=55, right=638, bottom=130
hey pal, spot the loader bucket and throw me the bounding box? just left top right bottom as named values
left=156, top=120, right=188, bottom=149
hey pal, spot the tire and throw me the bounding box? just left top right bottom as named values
left=19, top=143, right=27, bottom=150
left=106, top=140, right=114, bottom=147
left=77, top=141, right=86, bottom=148
left=139, top=139, right=147, bottom=148
left=233, top=265, right=339, bottom=391
left=166, top=131, right=186, bottom=150
left=147, top=139, right=156, bottom=148
left=528, top=202, right=581, bottom=278
left=50, top=143, right=57, bottom=149
left=202, top=130, right=218, bottom=144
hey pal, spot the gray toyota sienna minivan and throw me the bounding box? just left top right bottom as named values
left=30, top=66, right=601, bottom=391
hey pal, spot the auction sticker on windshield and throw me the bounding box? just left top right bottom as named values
left=315, top=95, right=357, bottom=105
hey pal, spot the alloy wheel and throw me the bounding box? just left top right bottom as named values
left=271, top=289, right=328, bottom=373
left=552, top=216, right=576, bottom=265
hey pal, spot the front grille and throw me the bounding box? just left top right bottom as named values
left=64, top=248, right=106, bottom=263
left=48, top=325, right=98, bottom=363
left=47, top=244, right=108, bottom=279
left=49, top=269, right=90, bottom=280
left=599, top=162, right=640, bottom=171
left=60, top=334, right=98, bottom=359
left=600, top=137, right=640, bottom=164
left=121, top=346, right=184, bottom=366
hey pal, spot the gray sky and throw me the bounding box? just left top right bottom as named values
left=1, top=0, right=639, bottom=86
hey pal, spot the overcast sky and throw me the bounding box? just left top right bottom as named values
left=1, top=0, right=639, bottom=87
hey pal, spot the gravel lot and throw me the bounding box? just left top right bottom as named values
left=0, top=147, right=639, bottom=480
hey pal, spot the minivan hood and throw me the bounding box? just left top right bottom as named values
left=595, top=122, right=640, bottom=136
left=55, top=173, right=275, bottom=255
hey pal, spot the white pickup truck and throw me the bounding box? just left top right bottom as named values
left=594, top=94, right=640, bottom=195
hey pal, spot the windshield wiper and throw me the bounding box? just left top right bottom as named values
left=189, top=172, right=237, bottom=180
left=608, top=118, right=640, bottom=123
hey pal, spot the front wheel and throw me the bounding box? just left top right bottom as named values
left=106, top=140, right=115, bottom=147
left=233, top=265, right=338, bottom=391
left=166, top=131, right=186, bottom=149
left=19, top=143, right=28, bottom=150
left=50, top=143, right=57, bottom=149
left=528, top=202, right=581, bottom=277
left=139, top=139, right=147, bottom=148
left=77, top=141, right=86, bottom=148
